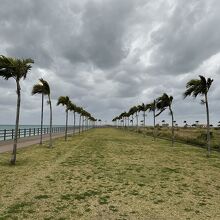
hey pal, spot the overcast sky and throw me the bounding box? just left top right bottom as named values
left=0, top=0, right=220, bottom=126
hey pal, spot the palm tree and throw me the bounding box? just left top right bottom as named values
left=0, top=55, right=34, bottom=164
left=137, top=103, right=148, bottom=135
left=146, top=100, right=157, bottom=140
left=98, top=119, right=102, bottom=126
left=184, top=75, right=213, bottom=156
left=68, top=102, right=77, bottom=135
left=32, top=78, right=50, bottom=145
left=156, top=93, right=175, bottom=146
left=128, top=107, right=135, bottom=127
left=126, top=112, right=130, bottom=128
left=119, top=112, right=127, bottom=128
left=57, top=96, right=71, bottom=141
left=129, top=106, right=138, bottom=131
left=38, top=79, right=52, bottom=148
left=135, top=106, right=139, bottom=131
left=76, top=107, right=83, bottom=134
left=81, top=109, right=88, bottom=132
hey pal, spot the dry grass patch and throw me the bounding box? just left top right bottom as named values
left=0, top=128, right=220, bottom=219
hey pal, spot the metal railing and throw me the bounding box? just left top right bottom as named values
left=0, top=126, right=76, bottom=141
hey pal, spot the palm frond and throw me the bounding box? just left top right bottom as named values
left=39, top=78, right=50, bottom=95
left=32, top=84, right=43, bottom=95
left=0, top=55, right=34, bottom=80
left=57, top=96, right=70, bottom=107
left=184, top=75, right=213, bottom=99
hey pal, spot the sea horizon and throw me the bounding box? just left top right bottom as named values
left=0, top=124, right=75, bottom=131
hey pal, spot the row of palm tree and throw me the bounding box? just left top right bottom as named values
left=0, top=55, right=97, bottom=165
left=57, top=96, right=97, bottom=141
left=113, top=75, right=213, bottom=156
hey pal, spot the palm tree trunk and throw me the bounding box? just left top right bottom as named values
left=169, top=107, right=174, bottom=147
left=79, top=115, right=81, bottom=134
left=65, top=109, right=68, bottom=141
left=136, top=112, right=139, bottom=131
left=48, top=95, right=52, bottom=148
left=205, top=93, right=211, bottom=156
left=40, top=93, right=44, bottom=145
left=153, top=109, right=156, bottom=141
left=143, top=111, right=146, bottom=136
left=84, top=117, right=86, bottom=131
left=82, top=116, right=84, bottom=132
left=73, top=111, right=76, bottom=135
left=11, top=80, right=21, bottom=165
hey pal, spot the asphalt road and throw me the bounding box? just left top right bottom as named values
left=0, top=129, right=81, bottom=153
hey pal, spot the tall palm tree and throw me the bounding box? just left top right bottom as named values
left=126, top=112, right=130, bottom=128
left=146, top=100, right=157, bottom=141
left=156, top=93, right=175, bottom=146
left=32, top=78, right=50, bottom=145
left=81, top=110, right=86, bottom=132
left=119, top=112, right=127, bottom=128
left=57, top=96, right=71, bottom=141
left=0, top=55, right=34, bottom=164
left=128, top=107, right=135, bottom=127
left=76, top=107, right=83, bottom=134
left=184, top=75, right=213, bottom=156
left=130, top=106, right=138, bottom=131
left=112, top=117, right=117, bottom=127
left=38, top=79, right=52, bottom=148
left=68, top=102, right=77, bottom=135
left=138, top=103, right=148, bottom=127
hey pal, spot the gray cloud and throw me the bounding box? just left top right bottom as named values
left=149, top=0, right=220, bottom=76
left=0, top=0, right=219, bottom=125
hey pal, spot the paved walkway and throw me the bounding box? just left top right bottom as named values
left=0, top=129, right=81, bottom=153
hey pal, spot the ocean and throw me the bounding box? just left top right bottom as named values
left=0, top=125, right=66, bottom=130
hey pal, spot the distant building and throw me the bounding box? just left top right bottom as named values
left=162, top=123, right=169, bottom=127
left=197, top=124, right=207, bottom=128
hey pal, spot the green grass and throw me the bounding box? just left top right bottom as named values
left=0, top=128, right=220, bottom=219
left=139, top=126, right=220, bottom=150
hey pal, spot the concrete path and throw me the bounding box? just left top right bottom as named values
left=0, top=129, right=81, bottom=153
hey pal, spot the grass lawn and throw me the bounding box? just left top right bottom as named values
left=141, top=126, right=220, bottom=150
left=0, top=128, right=220, bottom=219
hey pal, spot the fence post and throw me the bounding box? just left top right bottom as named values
left=12, top=129, right=14, bottom=140
left=19, top=129, right=20, bottom=138
left=24, top=128, right=26, bottom=137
